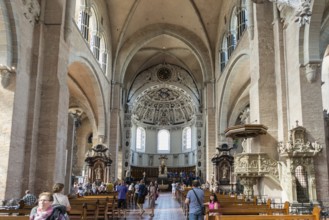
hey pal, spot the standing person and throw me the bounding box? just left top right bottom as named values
left=29, top=192, right=67, bottom=220
left=52, top=183, right=71, bottom=212
left=185, top=180, right=204, bottom=220
left=171, top=182, right=176, bottom=197
left=148, top=181, right=156, bottom=217
left=137, top=179, right=147, bottom=216
left=22, top=190, right=37, bottom=206
left=117, top=180, right=128, bottom=216
left=134, top=181, right=140, bottom=206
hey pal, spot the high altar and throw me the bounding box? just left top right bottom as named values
left=158, top=155, right=168, bottom=178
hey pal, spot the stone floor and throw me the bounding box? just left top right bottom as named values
left=122, top=192, right=186, bottom=219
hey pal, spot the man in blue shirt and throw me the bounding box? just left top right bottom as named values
left=185, top=180, right=204, bottom=220
left=117, top=181, right=128, bottom=216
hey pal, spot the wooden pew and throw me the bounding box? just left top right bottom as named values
left=0, top=208, right=31, bottom=216
left=204, top=201, right=289, bottom=216
left=205, top=205, right=321, bottom=220
left=69, top=195, right=117, bottom=219
left=0, top=216, right=29, bottom=220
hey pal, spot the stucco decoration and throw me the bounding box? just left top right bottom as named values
left=128, top=64, right=200, bottom=127
left=127, top=64, right=200, bottom=104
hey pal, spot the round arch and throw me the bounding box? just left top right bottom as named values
left=299, top=0, right=326, bottom=63
left=217, top=52, right=250, bottom=137
left=67, top=58, right=107, bottom=139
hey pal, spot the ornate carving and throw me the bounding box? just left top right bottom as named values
left=0, top=66, right=16, bottom=89
left=303, top=62, right=321, bottom=83
left=131, top=85, right=197, bottom=127
left=268, top=0, right=312, bottom=26
left=234, top=153, right=279, bottom=182
left=22, top=0, right=40, bottom=24
left=278, top=125, right=323, bottom=156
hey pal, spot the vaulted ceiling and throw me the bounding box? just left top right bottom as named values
left=106, top=0, right=225, bottom=88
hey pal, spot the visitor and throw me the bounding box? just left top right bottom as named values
left=29, top=192, right=67, bottom=220
left=134, top=181, right=140, bottom=206
left=117, top=180, right=128, bottom=216
left=52, top=183, right=71, bottom=212
left=137, top=179, right=147, bottom=216
left=207, top=192, right=220, bottom=216
left=171, top=181, right=176, bottom=197
left=22, top=190, right=37, bottom=206
left=185, top=180, right=204, bottom=220
left=148, top=181, right=156, bottom=217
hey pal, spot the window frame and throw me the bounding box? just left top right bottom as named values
left=157, top=129, right=170, bottom=153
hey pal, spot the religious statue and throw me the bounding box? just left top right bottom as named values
left=95, top=166, right=102, bottom=180
left=143, top=171, right=146, bottom=179
left=158, top=155, right=168, bottom=177
left=125, top=167, right=131, bottom=178
left=222, top=164, right=228, bottom=179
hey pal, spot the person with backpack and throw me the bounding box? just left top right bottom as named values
left=29, top=192, right=68, bottom=220
left=185, top=180, right=204, bottom=220
left=137, top=179, right=147, bottom=216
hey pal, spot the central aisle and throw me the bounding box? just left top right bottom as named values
left=125, top=192, right=186, bottom=219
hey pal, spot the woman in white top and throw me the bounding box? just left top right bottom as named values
left=52, top=183, right=71, bottom=212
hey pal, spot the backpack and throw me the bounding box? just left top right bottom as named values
left=47, top=204, right=69, bottom=220
left=142, top=185, right=148, bottom=196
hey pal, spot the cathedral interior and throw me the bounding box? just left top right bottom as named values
left=1, top=0, right=329, bottom=206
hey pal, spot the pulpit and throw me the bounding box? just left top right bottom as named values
left=85, top=144, right=112, bottom=183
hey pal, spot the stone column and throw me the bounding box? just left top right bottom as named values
left=249, top=3, right=278, bottom=157
left=109, top=81, right=122, bottom=180
left=205, top=81, right=217, bottom=182
left=64, top=114, right=74, bottom=194
left=33, top=0, right=70, bottom=193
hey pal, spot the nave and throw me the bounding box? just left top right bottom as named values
left=124, top=192, right=185, bottom=220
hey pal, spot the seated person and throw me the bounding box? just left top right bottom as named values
left=29, top=192, right=67, bottom=220
left=207, top=193, right=220, bottom=216
left=22, top=190, right=37, bottom=206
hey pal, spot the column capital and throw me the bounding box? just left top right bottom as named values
left=0, top=65, right=16, bottom=89
left=301, top=61, right=321, bottom=83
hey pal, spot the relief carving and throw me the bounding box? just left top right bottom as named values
left=22, top=0, right=40, bottom=24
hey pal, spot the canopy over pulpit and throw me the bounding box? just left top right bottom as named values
left=85, top=144, right=112, bottom=184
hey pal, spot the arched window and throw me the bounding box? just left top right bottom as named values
left=237, top=0, right=247, bottom=41
left=220, top=35, right=228, bottom=72
left=183, top=127, right=192, bottom=150
left=158, top=129, right=170, bottom=153
left=89, top=7, right=98, bottom=49
left=227, top=8, right=237, bottom=59
left=136, top=127, right=145, bottom=152
left=74, top=0, right=91, bottom=42
left=99, top=36, right=108, bottom=72
left=295, top=166, right=309, bottom=203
